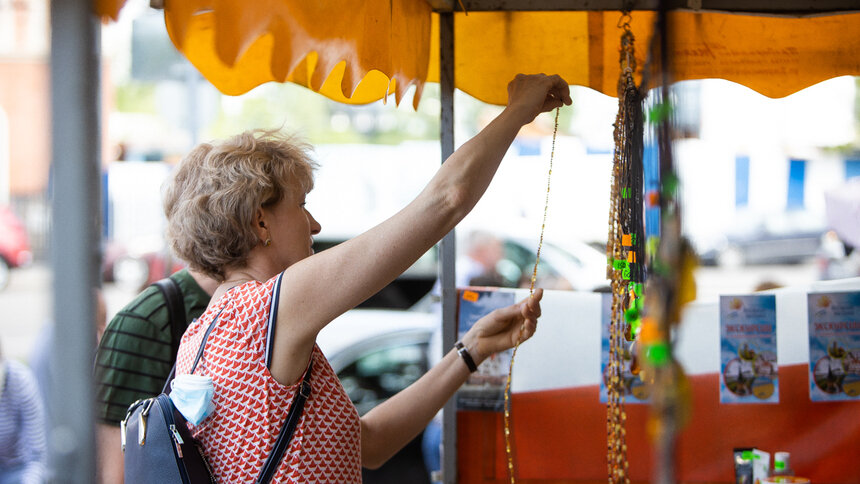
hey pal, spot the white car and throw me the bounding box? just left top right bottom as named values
left=318, top=309, right=437, bottom=415
left=491, top=235, right=609, bottom=292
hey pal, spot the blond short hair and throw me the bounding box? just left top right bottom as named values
left=163, top=130, right=317, bottom=281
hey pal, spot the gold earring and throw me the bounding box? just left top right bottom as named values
left=264, top=238, right=272, bottom=247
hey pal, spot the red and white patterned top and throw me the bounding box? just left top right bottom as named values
left=175, top=277, right=362, bottom=483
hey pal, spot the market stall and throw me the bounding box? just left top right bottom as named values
left=49, top=1, right=860, bottom=482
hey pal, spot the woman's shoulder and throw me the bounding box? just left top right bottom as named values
left=191, top=278, right=279, bottom=337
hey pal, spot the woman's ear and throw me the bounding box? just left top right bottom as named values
left=254, top=208, right=268, bottom=239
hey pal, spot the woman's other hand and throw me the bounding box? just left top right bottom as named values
left=505, top=74, right=572, bottom=126
left=461, top=288, right=543, bottom=364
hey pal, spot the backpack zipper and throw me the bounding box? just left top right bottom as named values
left=156, top=396, right=191, bottom=484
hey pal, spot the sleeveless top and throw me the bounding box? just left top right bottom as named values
left=174, top=274, right=362, bottom=483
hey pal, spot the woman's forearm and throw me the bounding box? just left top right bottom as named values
left=358, top=291, right=542, bottom=468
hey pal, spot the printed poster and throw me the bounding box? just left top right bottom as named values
left=719, top=295, right=779, bottom=404
left=808, top=291, right=860, bottom=401
left=456, top=288, right=515, bottom=412
left=599, top=293, right=649, bottom=404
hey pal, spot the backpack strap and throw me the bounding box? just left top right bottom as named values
left=264, top=272, right=284, bottom=369
left=257, top=271, right=312, bottom=484
left=152, top=277, right=187, bottom=362
left=257, top=359, right=312, bottom=484
left=163, top=272, right=310, bottom=483
left=161, top=306, right=224, bottom=395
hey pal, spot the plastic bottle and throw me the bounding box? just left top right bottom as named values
left=772, top=451, right=794, bottom=479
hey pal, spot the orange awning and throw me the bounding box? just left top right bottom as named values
left=97, top=1, right=860, bottom=106
left=434, top=11, right=860, bottom=105
left=94, top=0, right=126, bottom=21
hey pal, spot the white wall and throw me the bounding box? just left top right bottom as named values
left=676, top=77, right=856, bottom=242
left=107, top=161, right=173, bottom=253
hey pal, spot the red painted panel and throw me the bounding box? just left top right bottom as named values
left=458, top=363, right=860, bottom=483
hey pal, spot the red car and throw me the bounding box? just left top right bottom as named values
left=0, top=206, right=32, bottom=290
left=102, top=241, right=186, bottom=292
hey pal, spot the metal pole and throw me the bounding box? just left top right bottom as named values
left=49, top=1, right=101, bottom=482
left=438, top=10, right=458, bottom=484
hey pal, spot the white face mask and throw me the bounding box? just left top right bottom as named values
left=169, top=374, right=215, bottom=426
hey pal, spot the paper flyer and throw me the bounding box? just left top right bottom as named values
left=719, top=295, right=779, bottom=404
left=599, top=293, right=649, bottom=404
left=456, top=288, right=516, bottom=412
left=808, top=291, right=860, bottom=401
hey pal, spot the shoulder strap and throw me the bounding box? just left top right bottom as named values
left=163, top=272, right=310, bottom=483
left=264, top=272, right=284, bottom=369
left=256, top=271, right=312, bottom=484
left=161, top=306, right=224, bottom=395
left=256, top=360, right=312, bottom=484
left=152, top=277, right=187, bottom=361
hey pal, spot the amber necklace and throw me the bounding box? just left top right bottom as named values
left=605, top=12, right=639, bottom=483
left=503, top=107, right=560, bottom=484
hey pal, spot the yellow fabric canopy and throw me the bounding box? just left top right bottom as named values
left=94, top=0, right=126, bottom=21
left=163, top=0, right=431, bottom=108
left=436, top=11, right=860, bottom=105
left=98, top=1, right=860, bottom=106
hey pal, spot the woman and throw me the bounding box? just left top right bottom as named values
left=165, top=73, right=570, bottom=482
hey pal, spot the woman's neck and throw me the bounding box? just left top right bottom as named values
left=210, top=270, right=262, bottom=304
left=221, top=268, right=264, bottom=286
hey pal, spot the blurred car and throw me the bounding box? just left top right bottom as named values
left=451, top=219, right=610, bottom=292
left=696, top=210, right=826, bottom=267
left=492, top=235, right=610, bottom=292
left=315, top=229, right=610, bottom=314
left=102, top=240, right=186, bottom=291
left=0, top=206, right=33, bottom=291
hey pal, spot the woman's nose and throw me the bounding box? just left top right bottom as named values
left=309, top=212, right=321, bottom=235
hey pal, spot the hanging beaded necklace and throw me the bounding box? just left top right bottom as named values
left=503, top=107, right=560, bottom=484
left=605, top=13, right=643, bottom=483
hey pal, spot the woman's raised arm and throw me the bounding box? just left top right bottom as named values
left=270, top=74, right=570, bottom=383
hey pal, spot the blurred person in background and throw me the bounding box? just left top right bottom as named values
left=818, top=230, right=860, bottom=280
left=31, top=290, right=107, bottom=406
left=427, top=230, right=510, bottom=309
left=0, top=339, right=47, bottom=483
left=29, top=289, right=107, bottom=482
left=459, top=231, right=506, bottom=287
left=93, top=269, right=218, bottom=483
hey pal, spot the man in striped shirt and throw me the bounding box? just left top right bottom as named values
left=93, top=268, right=217, bottom=483
left=0, top=354, right=47, bottom=483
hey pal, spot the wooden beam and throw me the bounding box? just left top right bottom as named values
left=425, top=0, right=456, bottom=10
left=430, top=0, right=859, bottom=16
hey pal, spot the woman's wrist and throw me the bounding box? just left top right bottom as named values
left=499, top=104, right=535, bottom=130
left=456, top=333, right=485, bottom=367
left=454, top=341, right=478, bottom=372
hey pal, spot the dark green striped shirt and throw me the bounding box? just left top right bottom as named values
left=94, top=269, right=211, bottom=425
